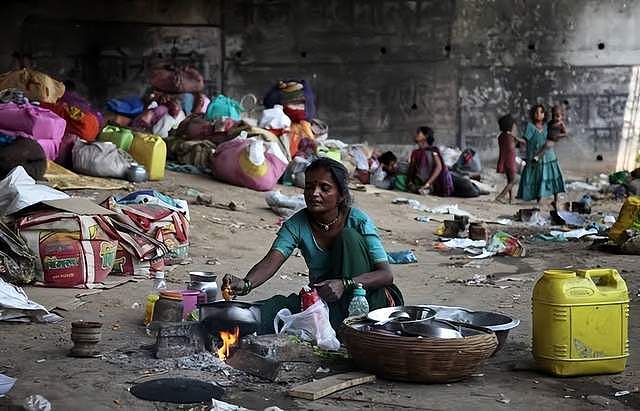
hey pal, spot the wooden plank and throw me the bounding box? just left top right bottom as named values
left=288, top=372, right=376, bottom=401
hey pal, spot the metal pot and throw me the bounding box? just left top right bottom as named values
left=367, top=306, right=436, bottom=326
left=199, top=301, right=262, bottom=337
left=400, top=319, right=463, bottom=339
left=187, top=272, right=218, bottom=303
left=126, top=162, right=148, bottom=183
left=422, top=305, right=520, bottom=354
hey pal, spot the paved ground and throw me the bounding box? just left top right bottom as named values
left=0, top=170, right=638, bottom=410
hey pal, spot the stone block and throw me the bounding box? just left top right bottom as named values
left=152, top=321, right=207, bottom=359
left=226, top=334, right=352, bottom=382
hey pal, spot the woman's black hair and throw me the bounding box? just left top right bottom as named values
left=498, top=114, right=515, bottom=132
left=378, top=151, right=397, bottom=166
left=305, top=157, right=353, bottom=210
left=416, top=126, right=435, bottom=145
left=529, top=104, right=547, bottom=123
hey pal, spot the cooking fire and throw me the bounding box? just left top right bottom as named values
left=217, top=326, right=240, bottom=361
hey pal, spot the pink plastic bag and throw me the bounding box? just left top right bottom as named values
left=211, top=135, right=288, bottom=191
left=0, top=102, right=66, bottom=160
left=0, top=102, right=66, bottom=142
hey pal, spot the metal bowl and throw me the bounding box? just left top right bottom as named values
left=422, top=305, right=520, bottom=353
left=367, top=306, right=437, bottom=325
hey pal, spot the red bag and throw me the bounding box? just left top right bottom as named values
left=18, top=212, right=119, bottom=288
left=102, top=199, right=190, bottom=265
left=40, top=102, right=100, bottom=141
left=150, top=65, right=204, bottom=93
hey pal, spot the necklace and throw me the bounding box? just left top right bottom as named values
left=314, top=212, right=340, bottom=232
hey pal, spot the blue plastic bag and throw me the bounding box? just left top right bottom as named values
left=387, top=250, right=418, bottom=264
left=206, top=95, right=243, bottom=121
left=105, top=96, right=144, bottom=117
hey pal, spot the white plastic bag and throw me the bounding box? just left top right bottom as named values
left=0, top=166, right=69, bottom=216
left=259, top=105, right=291, bottom=129
left=274, top=300, right=340, bottom=351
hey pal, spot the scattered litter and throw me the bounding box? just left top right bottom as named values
left=0, top=373, right=16, bottom=397
left=586, top=394, right=609, bottom=407
left=0, top=166, right=69, bottom=216
left=184, top=188, right=201, bottom=197
left=387, top=250, right=417, bottom=264
left=448, top=274, right=502, bottom=287
left=566, top=181, right=600, bottom=192
left=0, top=278, right=63, bottom=323
left=206, top=258, right=221, bottom=265
left=614, top=390, right=630, bottom=397
left=265, top=191, right=306, bottom=218
left=553, top=211, right=586, bottom=227
left=279, top=275, right=292, bottom=281
left=315, top=367, right=331, bottom=373
left=35, top=359, right=46, bottom=364
left=392, top=198, right=474, bottom=218
left=495, top=219, right=513, bottom=225
left=517, top=209, right=549, bottom=226
left=435, top=238, right=486, bottom=249
left=131, top=302, right=140, bottom=309
left=468, top=231, right=526, bottom=259
left=603, top=215, right=617, bottom=225
left=414, top=216, right=431, bottom=223
left=496, top=393, right=511, bottom=404
left=192, top=194, right=214, bottom=207
left=470, top=373, right=485, bottom=377
left=23, top=394, right=52, bottom=411
left=536, top=228, right=598, bottom=242
left=215, top=201, right=246, bottom=211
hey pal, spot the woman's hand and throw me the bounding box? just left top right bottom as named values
left=313, top=279, right=345, bottom=303
left=419, top=182, right=431, bottom=195
left=222, top=274, right=245, bottom=299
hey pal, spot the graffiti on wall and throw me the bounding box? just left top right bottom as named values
left=459, top=66, right=632, bottom=156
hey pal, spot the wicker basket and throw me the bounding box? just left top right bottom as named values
left=341, top=317, right=498, bottom=383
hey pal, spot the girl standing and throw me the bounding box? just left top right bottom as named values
left=517, top=104, right=566, bottom=207
left=495, top=114, right=525, bottom=203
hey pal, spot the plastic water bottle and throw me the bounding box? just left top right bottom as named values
left=348, top=283, right=369, bottom=317
left=153, top=271, right=166, bottom=290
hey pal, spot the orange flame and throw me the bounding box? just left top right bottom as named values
left=217, top=327, right=240, bottom=361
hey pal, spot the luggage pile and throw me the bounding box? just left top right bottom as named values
left=0, top=65, right=365, bottom=193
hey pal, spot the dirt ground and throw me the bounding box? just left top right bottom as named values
left=1, top=170, right=639, bottom=411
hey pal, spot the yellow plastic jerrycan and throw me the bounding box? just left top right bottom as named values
left=129, top=132, right=167, bottom=180
left=532, top=269, right=629, bottom=376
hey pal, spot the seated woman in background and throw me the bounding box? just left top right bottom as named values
left=223, top=158, right=404, bottom=332
left=396, top=126, right=454, bottom=197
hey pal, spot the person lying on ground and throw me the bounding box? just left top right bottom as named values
left=222, top=157, right=404, bottom=333
left=370, top=150, right=398, bottom=190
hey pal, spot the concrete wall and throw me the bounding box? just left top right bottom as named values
left=224, top=0, right=640, bottom=174
left=4, top=0, right=640, bottom=174
left=3, top=0, right=222, bottom=102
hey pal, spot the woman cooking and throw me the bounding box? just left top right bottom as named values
left=223, top=158, right=404, bottom=333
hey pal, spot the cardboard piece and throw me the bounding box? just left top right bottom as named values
left=19, top=198, right=116, bottom=216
